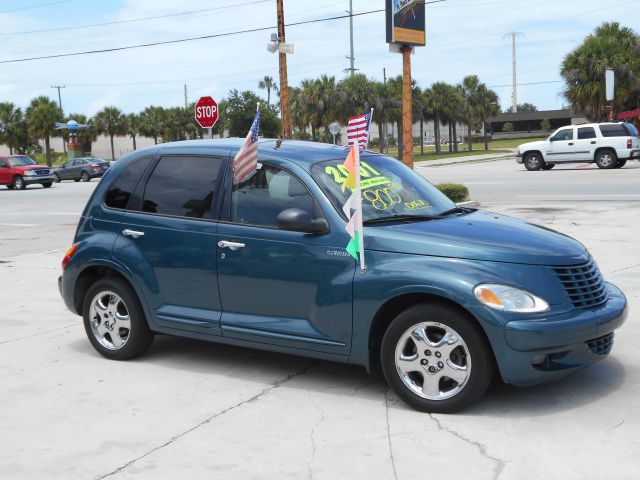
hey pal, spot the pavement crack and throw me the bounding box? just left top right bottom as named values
left=0, top=322, right=80, bottom=345
left=429, top=414, right=506, bottom=480
left=609, top=263, right=640, bottom=275
left=385, top=389, right=399, bottom=480
left=96, top=363, right=315, bottom=480
left=612, top=419, right=625, bottom=430
left=306, top=394, right=326, bottom=480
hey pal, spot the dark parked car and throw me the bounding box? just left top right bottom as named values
left=54, top=157, right=109, bottom=183
left=0, top=155, right=55, bottom=189
left=59, top=139, right=627, bottom=413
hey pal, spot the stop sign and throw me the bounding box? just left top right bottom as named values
left=194, top=96, right=219, bottom=128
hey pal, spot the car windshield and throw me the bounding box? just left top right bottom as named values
left=311, top=155, right=456, bottom=222
left=9, top=156, right=37, bottom=166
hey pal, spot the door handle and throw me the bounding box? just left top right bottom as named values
left=218, top=240, right=246, bottom=251
left=591, top=141, right=596, bottom=144
left=122, top=229, right=145, bottom=239
left=568, top=142, right=574, bottom=146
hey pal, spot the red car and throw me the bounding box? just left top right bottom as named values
left=0, top=155, right=56, bottom=190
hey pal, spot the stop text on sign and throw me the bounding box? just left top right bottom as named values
left=194, top=96, right=219, bottom=129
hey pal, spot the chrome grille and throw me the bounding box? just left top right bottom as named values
left=587, top=333, right=614, bottom=355
left=35, top=169, right=52, bottom=175
left=552, top=258, right=607, bottom=308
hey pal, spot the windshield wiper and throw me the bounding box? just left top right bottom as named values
left=363, top=214, right=444, bottom=225
left=438, top=207, right=473, bottom=217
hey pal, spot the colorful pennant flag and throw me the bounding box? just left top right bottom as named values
left=341, top=146, right=366, bottom=272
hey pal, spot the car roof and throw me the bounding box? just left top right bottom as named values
left=132, top=138, right=371, bottom=166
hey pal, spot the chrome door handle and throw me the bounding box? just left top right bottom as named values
left=218, top=240, right=245, bottom=250
left=122, top=229, right=145, bottom=239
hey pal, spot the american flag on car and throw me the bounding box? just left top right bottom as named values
left=347, top=111, right=372, bottom=152
left=232, top=104, right=261, bottom=183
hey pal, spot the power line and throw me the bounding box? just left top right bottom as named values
left=0, top=0, right=76, bottom=14
left=0, top=1, right=447, bottom=64
left=488, top=80, right=563, bottom=88
left=0, top=0, right=273, bottom=37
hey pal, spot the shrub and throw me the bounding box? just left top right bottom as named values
left=436, top=183, right=469, bottom=203
left=540, top=119, right=551, bottom=131
left=503, top=122, right=514, bottom=133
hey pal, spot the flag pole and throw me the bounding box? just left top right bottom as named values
left=355, top=146, right=366, bottom=273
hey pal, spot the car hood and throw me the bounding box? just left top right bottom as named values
left=365, top=210, right=588, bottom=266
left=518, top=140, right=547, bottom=152
left=14, top=164, right=50, bottom=172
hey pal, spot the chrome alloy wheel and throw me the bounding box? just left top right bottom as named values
left=599, top=153, right=614, bottom=167
left=394, top=322, right=471, bottom=401
left=88, top=290, right=131, bottom=350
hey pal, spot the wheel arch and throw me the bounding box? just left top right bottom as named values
left=73, top=264, right=138, bottom=315
left=594, top=146, right=617, bottom=160
left=522, top=150, right=545, bottom=161
left=367, top=292, right=496, bottom=374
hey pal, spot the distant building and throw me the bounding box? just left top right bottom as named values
left=487, top=109, right=588, bottom=139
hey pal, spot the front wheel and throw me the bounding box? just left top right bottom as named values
left=53, top=173, right=60, bottom=183
left=82, top=278, right=154, bottom=360
left=80, top=171, right=90, bottom=182
left=596, top=149, right=617, bottom=169
left=524, top=153, right=543, bottom=171
left=42, top=182, right=53, bottom=188
left=13, top=175, right=26, bottom=190
left=381, top=303, right=494, bottom=413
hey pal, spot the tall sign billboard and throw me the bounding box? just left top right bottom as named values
left=386, top=0, right=426, bottom=46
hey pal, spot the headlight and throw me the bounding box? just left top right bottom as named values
left=24, top=170, right=35, bottom=176
left=474, top=284, right=549, bottom=313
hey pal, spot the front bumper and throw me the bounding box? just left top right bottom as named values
left=24, top=174, right=56, bottom=184
left=475, top=282, right=627, bottom=386
left=515, top=153, right=523, bottom=164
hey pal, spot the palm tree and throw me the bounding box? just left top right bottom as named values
left=26, top=96, right=63, bottom=167
left=561, top=22, right=640, bottom=121
left=429, top=82, right=453, bottom=155
left=372, top=81, right=399, bottom=153
left=94, top=106, right=126, bottom=161
left=0, top=102, right=26, bottom=155
left=476, top=85, right=500, bottom=150
left=139, top=106, right=166, bottom=145
left=125, top=113, right=140, bottom=150
left=258, top=76, right=278, bottom=107
left=461, top=75, right=481, bottom=151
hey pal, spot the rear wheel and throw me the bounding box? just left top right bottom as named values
left=596, top=149, right=617, bottom=169
left=615, top=160, right=627, bottom=169
left=42, top=182, right=53, bottom=188
left=542, top=164, right=555, bottom=170
left=82, top=278, right=154, bottom=360
left=13, top=175, right=26, bottom=190
left=74, top=178, right=80, bottom=182
left=524, top=152, right=543, bottom=171
left=380, top=303, right=494, bottom=413
left=80, top=171, right=90, bottom=182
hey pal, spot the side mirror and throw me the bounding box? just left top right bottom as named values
left=277, top=208, right=329, bottom=234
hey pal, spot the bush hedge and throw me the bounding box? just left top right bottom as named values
left=436, top=183, right=469, bottom=203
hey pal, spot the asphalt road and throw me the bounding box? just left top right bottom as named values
left=1, top=165, right=639, bottom=479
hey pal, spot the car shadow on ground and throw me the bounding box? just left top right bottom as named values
left=70, top=333, right=626, bottom=417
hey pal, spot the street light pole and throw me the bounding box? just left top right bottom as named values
left=51, top=84, right=66, bottom=154
left=277, top=0, right=291, bottom=139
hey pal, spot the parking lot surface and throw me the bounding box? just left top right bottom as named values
left=1, top=160, right=638, bottom=479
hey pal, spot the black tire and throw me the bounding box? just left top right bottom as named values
left=80, top=171, right=90, bottom=182
left=524, top=152, right=544, bottom=171
left=74, top=178, right=80, bottom=182
left=615, top=160, right=627, bottom=169
left=6, top=185, right=14, bottom=190
left=53, top=173, right=60, bottom=183
left=42, top=182, right=53, bottom=188
left=380, top=303, right=494, bottom=413
left=542, top=164, right=555, bottom=170
left=595, top=149, right=618, bottom=169
left=13, top=175, right=26, bottom=190
left=82, top=277, right=154, bottom=360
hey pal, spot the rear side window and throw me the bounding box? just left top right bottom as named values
left=578, top=127, right=596, bottom=139
left=141, top=156, right=225, bottom=219
left=105, top=157, right=153, bottom=210
left=599, top=124, right=628, bottom=137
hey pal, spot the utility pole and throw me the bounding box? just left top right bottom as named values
left=184, top=84, right=188, bottom=109
left=51, top=85, right=66, bottom=154
left=402, top=45, right=413, bottom=169
left=504, top=32, right=524, bottom=113
left=383, top=68, right=387, bottom=153
left=277, top=0, right=291, bottom=139
left=346, top=0, right=356, bottom=76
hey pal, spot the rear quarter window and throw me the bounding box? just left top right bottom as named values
left=599, top=124, right=628, bottom=137
left=104, top=157, right=153, bottom=210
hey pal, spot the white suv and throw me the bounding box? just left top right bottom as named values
left=516, top=122, right=640, bottom=170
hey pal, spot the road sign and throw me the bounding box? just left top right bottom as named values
left=195, top=96, right=219, bottom=129
left=329, top=122, right=340, bottom=145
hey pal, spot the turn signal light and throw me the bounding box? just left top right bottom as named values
left=62, top=243, right=79, bottom=269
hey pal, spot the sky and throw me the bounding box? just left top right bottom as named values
left=0, top=0, right=638, bottom=117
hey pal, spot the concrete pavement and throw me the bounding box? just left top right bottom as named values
left=1, top=171, right=639, bottom=479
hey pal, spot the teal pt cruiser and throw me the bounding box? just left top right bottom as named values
left=59, top=140, right=628, bottom=412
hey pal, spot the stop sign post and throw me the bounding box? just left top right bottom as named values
left=195, top=96, right=219, bottom=138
